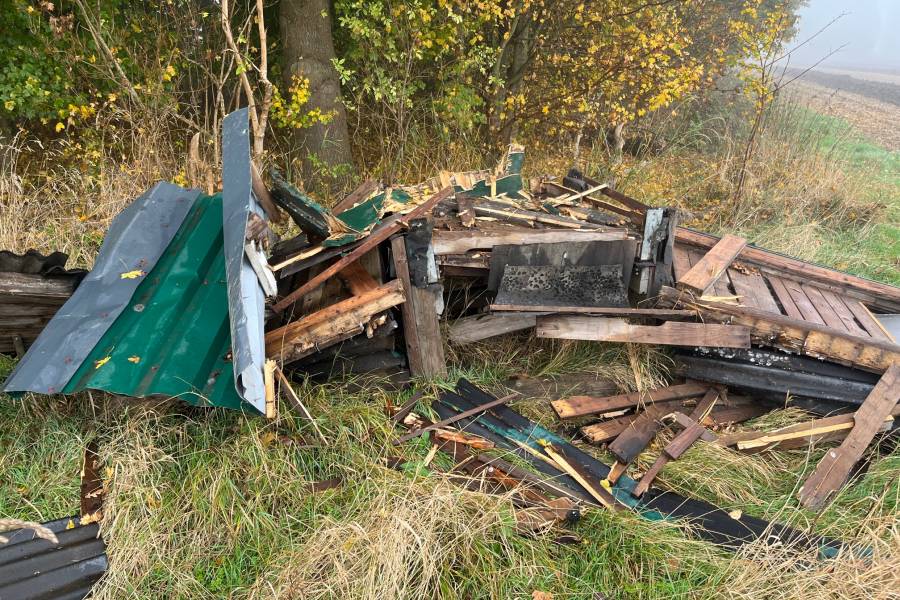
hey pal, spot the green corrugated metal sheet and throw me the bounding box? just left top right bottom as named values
left=62, top=193, right=246, bottom=409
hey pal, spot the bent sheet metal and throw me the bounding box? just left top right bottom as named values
left=4, top=108, right=268, bottom=413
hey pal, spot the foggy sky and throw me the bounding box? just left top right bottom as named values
left=789, top=0, right=900, bottom=70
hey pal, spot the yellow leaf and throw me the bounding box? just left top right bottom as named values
left=120, top=270, right=146, bottom=279
left=66, top=519, right=75, bottom=530
left=259, top=431, right=277, bottom=447
left=94, top=356, right=111, bottom=369
left=728, top=509, right=742, bottom=520
left=128, top=355, right=140, bottom=363
left=55, top=122, right=65, bottom=132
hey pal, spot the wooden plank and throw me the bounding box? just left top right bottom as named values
left=394, top=394, right=517, bottom=445
left=266, top=279, right=405, bottom=364
left=264, top=359, right=277, bottom=419
left=780, top=278, right=826, bottom=325
left=276, top=367, right=328, bottom=443
left=607, top=409, right=666, bottom=465
left=802, top=284, right=848, bottom=332
left=845, top=299, right=893, bottom=342
left=798, top=364, right=900, bottom=510
left=473, top=199, right=601, bottom=229
left=818, top=289, right=869, bottom=337
left=536, top=316, right=751, bottom=349
left=251, top=161, right=284, bottom=223
left=272, top=186, right=452, bottom=312
left=332, top=179, right=380, bottom=215
left=336, top=260, right=379, bottom=296
left=659, top=287, right=900, bottom=373
left=552, top=383, right=709, bottom=419
left=490, top=304, right=694, bottom=319
left=449, top=313, right=537, bottom=344
left=676, top=234, right=747, bottom=295
left=543, top=181, right=642, bottom=221
left=580, top=400, right=691, bottom=443
left=726, top=270, right=760, bottom=309
left=675, top=227, right=900, bottom=313
left=391, top=235, right=424, bottom=376
left=632, top=389, right=719, bottom=496
left=768, top=276, right=804, bottom=320
left=0, top=272, right=77, bottom=304
left=673, top=246, right=692, bottom=281
left=432, top=229, right=629, bottom=255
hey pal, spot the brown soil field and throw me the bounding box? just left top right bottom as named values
left=785, top=67, right=900, bottom=107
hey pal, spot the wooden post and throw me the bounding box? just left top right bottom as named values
left=391, top=235, right=447, bottom=378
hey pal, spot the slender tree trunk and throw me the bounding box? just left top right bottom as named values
left=280, top=0, right=353, bottom=188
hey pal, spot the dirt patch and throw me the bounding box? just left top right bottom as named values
left=786, top=79, right=900, bottom=152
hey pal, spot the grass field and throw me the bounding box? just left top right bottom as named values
left=1, top=89, right=899, bottom=598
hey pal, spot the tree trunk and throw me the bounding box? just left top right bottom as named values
left=280, top=0, right=352, bottom=189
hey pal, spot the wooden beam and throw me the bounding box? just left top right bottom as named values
left=391, top=235, right=446, bottom=377
left=272, top=186, right=452, bottom=312
left=675, top=227, right=900, bottom=312
left=490, top=304, right=695, bottom=319
left=266, top=279, right=405, bottom=364
left=659, top=286, right=900, bottom=373
left=432, top=229, right=629, bottom=255
left=552, top=382, right=709, bottom=419
left=676, top=234, right=747, bottom=295
left=798, top=364, right=900, bottom=510
left=536, top=316, right=751, bottom=349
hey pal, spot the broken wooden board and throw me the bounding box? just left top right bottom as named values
left=266, top=279, right=405, bottom=364
left=536, top=316, right=751, bottom=348
left=272, top=186, right=452, bottom=312
left=495, top=265, right=628, bottom=308
left=552, top=382, right=709, bottom=419
left=676, top=234, right=747, bottom=296
left=580, top=400, right=689, bottom=443
left=448, top=313, right=537, bottom=344
left=332, top=179, right=380, bottom=215
left=798, top=364, right=900, bottom=510
left=659, top=287, right=900, bottom=373
left=432, top=229, right=629, bottom=255
left=487, top=239, right=637, bottom=291
left=473, top=198, right=603, bottom=230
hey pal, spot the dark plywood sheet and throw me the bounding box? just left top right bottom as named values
left=495, top=265, right=628, bottom=308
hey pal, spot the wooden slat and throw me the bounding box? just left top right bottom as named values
left=664, top=423, right=706, bottom=459
left=845, top=299, right=893, bottom=342
left=802, top=284, right=848, bottom=332
left=675, top=227, right=900, bottom=313
left=780, top=278, right=826, bottom=325
left=580, top=400, right=691, bottom=443
left=332, top=179, right=380, bottom=215
left=552, top=383, right=709, bottom=419
left=536, top=316, right=751, bottom=349
left=798, top=364, right=900, bottom=510
left=726, top=269, right=759, bottom=308
left=676, top=235, right=747, bottom=295
left=273, top=186, right=452, bottom=312
left=767, top=276, right=805, bottom=320
left=818, top=289, right=869, bottom=337
left=673, top=246, right=692, bottom=281
left=432, top=229, right=629, bottom=255
left=338, top=260, right=380, bottom=296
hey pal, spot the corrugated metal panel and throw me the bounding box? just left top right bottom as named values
left=61, top=193, right=245, bottom=409
left=3, top=182, right=200, bottom=394
left=0, top=517, right=107, bottom=600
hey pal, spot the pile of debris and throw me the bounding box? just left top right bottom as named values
left=3, top=107, right=899, bottom=594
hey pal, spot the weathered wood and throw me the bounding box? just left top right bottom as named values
left=607, top=409, right=665, bottom=465
left=264, top=359, right=277, bottom=419
left=390, top=235, right=446, bottom=377
left=659, top=286, right=900, bottom=373
left=677, top=234, right=747, bottom=295
left=432, top=229, right=629, bottom=255
left=473, top=199, right=601, bottom=229
left=543, top=181, right=642, bottom=221
left=273, top=186, right=452, bottom=312
left=845, top=299, right=893, bottom=342
left=580, top=400, right=688, bottom=443
left=457, top=195, right=475, bottom=227
left=266, top=279, right=405, bottom=364
left=449, top=313, right=537, bottom=344
left=394, top=394, right=517, bottom=445
left=768, top=276, right=803, bottom=320
left=332, top=179, right=380, bottom=215
left=536, top=316, right=751, bottom=348
left=338, top=260, right=380, bottom=296
left=781, top=278, right=826, bottom=325
left=251, top=161, right=284, bottom=223
left=675, top=227, right=900, bottom=313
left=0, top=272, right=76, bottom=304
left=553, top=382, right=709, bottom=419
left=664, top=423, right=706, bottom=459
left=491, top=304, right=694, bottom=319
left=818, top=289, right=869, bottom=337
left=799, top=364, right=900, bottom=510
